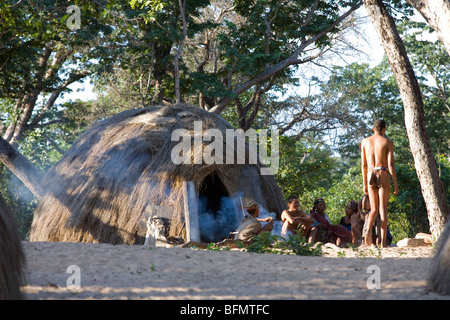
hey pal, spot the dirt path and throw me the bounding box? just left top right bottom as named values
left=21, top=241, right=449, bottom=300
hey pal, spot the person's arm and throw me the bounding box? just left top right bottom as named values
left=357, top=201, right=365, bottom=222
left=387, top=139, right=399, bottom=195
left=359, top=210, right=365, bottom=222
left=281, top=210, right=295, bottom=224
left=361, top=139, right=368, bottom=195
left=298, top=215, right=314, bottom=223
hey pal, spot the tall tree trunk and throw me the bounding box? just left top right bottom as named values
left=364, top=0, right=449, bottom=241
left=406, top=0, right=450, bottom=56
left=0, top=137, right=43, bottom=199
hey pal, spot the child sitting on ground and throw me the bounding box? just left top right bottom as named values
left=281, top=196, right=317, bottom=244
left=340, top=200, right=364, bottom=246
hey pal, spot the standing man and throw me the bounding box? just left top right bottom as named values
left=361, top=119, right=399, bottom=247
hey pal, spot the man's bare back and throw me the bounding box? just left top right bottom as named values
left=362, top=135, right=391, bottom=188
left=361, top=119, right=398, bottom=247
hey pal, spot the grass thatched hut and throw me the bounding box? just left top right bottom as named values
left=0, top=193, right=24, bottom=299
left=30, top=104, right=286, bottom=244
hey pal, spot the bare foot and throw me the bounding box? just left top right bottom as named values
left=363, top=229, right=373, bottom=247
left=359, top=242, right=377, bottom=249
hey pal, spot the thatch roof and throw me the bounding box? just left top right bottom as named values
left=29, top=104, right=286, bottom=244
left=0, top=193, right=24, bottom=299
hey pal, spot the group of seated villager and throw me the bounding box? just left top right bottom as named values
left=278, top=196, right=353, bottom=247
left=233, top=195, right=392, bottom=247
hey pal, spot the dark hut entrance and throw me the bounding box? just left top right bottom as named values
left=198, top=172, right=239, bottom=242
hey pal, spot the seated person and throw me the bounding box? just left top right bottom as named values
left=340, top=200, right=364, bottom=246
left=235, top=202, right=273, bottom=242
left=281, top=196, right=317, bottom=244
left=310, top=198, right=352, bottom=247
left=339, top=204, right=353, bottom=232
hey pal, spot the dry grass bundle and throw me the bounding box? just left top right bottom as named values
left=0, top=193, right=25, bottom=299
left=428, top=222, right=450, bottom=294
left=30, top=104, right=286, bottom=244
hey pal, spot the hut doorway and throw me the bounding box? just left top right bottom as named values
left=198, top=172, right=239, bottom=242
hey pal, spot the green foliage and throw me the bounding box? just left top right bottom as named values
left=0, top=167, right=37, bottom=239
left=0, top=0, right=115, bottom=100
left=275, top=135, right=340, bottom=199
left=387, top=159, right=450, bottom=242
left=207, top=242, right=231, bottom=251
left=246, top=232, right=322, bottom=256
left=320, top=166, right=363, bottom=225
left=116, top=0, right=366, bottom=109
left=397, top=20, right=450, bottom=156
left=318, top=61, right=401, bottom=159
left=279, top=233, right=323, bottom=256
left=247, top=232, right=281, bottom=254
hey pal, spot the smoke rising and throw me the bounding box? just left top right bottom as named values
left=198, top=193, right=242, bottom=243
left=198, top=192, right=281, bottom=242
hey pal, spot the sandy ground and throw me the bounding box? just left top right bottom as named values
left=21, top=241, right=449, bottom=300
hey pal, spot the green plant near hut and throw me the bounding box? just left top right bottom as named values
left=247, top=232, right=281, bottom=254
left=207, top=242, right=231, bottom=251
left=247, top=232, right=323, bottom=256
left=279, top=234, right=323, bottom=257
